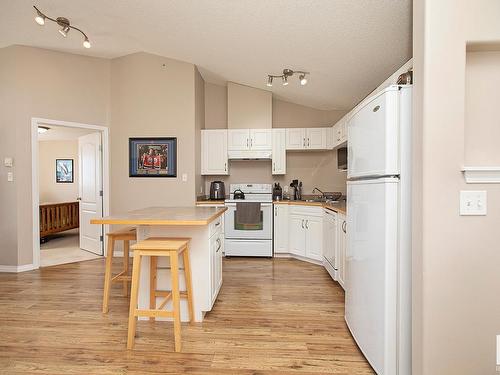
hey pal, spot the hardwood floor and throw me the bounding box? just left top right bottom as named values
left=0, top=257, right=374, bottom=374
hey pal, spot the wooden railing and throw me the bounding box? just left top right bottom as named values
left=40, top=201, right=79, bottom=238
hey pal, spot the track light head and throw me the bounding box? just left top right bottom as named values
left=34, top=10, right=45, bottom=25
left=282, top=75, right=289, bottom=86
left=267, top=76, right=273, bottom=87
left=299, top=74, right=308, bottom=85
left=83, top=37, right=91, bottom=49
left=56, top=17, right=70, bottom=37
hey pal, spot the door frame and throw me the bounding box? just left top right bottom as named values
left=31, top=117, right=110, bottom=269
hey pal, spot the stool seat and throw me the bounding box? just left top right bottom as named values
left=127, top=237, right=194, bottom=352
left=102, top=228, right=137, bottom=313
left=131, top=237, right=190, bottom=251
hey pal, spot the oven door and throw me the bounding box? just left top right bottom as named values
left=224, top=203, right=272, bottom=240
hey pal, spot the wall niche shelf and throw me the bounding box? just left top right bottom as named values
left=462, top=167, right=500, bottom=184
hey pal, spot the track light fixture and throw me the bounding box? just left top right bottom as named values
left=33, top=6, right=92, bottom=49
left=266, top=69, right=309, bottom=87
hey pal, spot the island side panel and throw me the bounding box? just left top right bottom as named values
left=136, top=225, right=212, bottom=322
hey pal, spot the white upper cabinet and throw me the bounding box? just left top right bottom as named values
left=250, top=129, right=272, bottom=150
left=306, top=128, right=328, bottom=150
left=333, top=116, right=348, bottom=148
left=285, top=128, right=306, bottom=150
left=201, top=129, right=228, bottom=175
left=286, top=128, right=329, bottom=150
left=228, top=129, right=272, bottom=151
left=272, top=129, right=286, bottom=175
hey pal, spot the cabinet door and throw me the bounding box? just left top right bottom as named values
left=273, top=204, right=288, bottom=254
left=201, top=130, right=228, bottom=175
left=289, top=214, right=306, bottom=256
left=337, top=214, right=347, bottom=289
left=306, top=128, right=327, bottom=150
left=305, top=215, right=323, bottom=261
left=341, top=119, right=348, bottom=143
left=272, top=129, right=286, bottom=175
left=250, top=129, right=272, bottom=150
left=323, top=212, right=337, bottom=269
left=216, top=232, right=223, bottom=293
left=285, top=128, right=306, bottom=150
left=227, top=129, right=250, bottom=151
left=210, top=232, right=223, bottom=304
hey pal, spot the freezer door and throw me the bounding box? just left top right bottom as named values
left=345, top=178, right=398, bottom=375
left=348, top=87, right=400, bottom=179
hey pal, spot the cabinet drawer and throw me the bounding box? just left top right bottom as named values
left=289, top=205, right=324, bottom=217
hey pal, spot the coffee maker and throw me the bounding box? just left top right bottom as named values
left=272, top=183, right=283, bottom=200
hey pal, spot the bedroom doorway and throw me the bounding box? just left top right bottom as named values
left=31, top=118, right=110, bottom=268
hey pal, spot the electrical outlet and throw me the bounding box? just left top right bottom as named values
left=460, top=190, right=487, bottom=216
left=4, top=157, right=13, bottom=167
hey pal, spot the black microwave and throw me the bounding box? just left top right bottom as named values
left=337, top=147, right=347, bottom=171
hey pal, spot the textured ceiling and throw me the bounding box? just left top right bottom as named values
left=0, top=0, right=412, bottom=110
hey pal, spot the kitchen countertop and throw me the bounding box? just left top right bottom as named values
left=195, top=198, right=225, bottom=205
left=90, top=206, right=227, bottom=226
left=273, top=200, right=347, bottom=215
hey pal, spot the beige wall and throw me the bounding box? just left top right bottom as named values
left=273, top=99, right=345, bottom=128
left=110, top=52, right=197, bottom=213
left=205, top=83, right=227, bottom=129
left=38, top=141, right=79, bottom=203
left=413, top=1, right=500, bottom=373
left=194, top=67, right=206, bottom=196
left=0, top=45, right=111, bottom=267
left=227, top=82, right=272, bottom=129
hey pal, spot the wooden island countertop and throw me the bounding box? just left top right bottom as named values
left=90, top=206, right=227, bottom=226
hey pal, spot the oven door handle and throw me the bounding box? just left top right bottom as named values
left=225, top=203, right=273, bottom=207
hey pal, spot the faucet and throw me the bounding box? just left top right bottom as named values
left=312, top=187, right=325, bottom=197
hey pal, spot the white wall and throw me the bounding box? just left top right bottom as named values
left=38, top=140, right=78, bottom=203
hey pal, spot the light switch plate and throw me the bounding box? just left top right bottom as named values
left=182, top=173, right=187, bottom=182
left=460, top=190, right=487, bottom=215
left=7, top=172, right=13, bottom=182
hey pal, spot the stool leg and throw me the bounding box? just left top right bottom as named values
left=170, top=253, right=182, bottom=352
left=149, top=256, right=158, bottom=321
left=182, top=247, right=194, bottom=324
left=127, top=251, right=142, bottom=350
left=123, top=240, right=130, bottom=297
left=102, top=236, right=115, bottom=313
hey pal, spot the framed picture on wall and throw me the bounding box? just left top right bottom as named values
left=56, top=159, right=74, bottom=183
left=129, top=137, right=177, bottom=177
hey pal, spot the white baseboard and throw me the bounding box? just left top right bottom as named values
left=0, top=264, right=37, bottom=273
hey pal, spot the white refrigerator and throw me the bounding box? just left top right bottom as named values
left=345, top=85, right=412, bottom=375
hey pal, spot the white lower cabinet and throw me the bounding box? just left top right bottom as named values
left=273, top=204, right=288, bottom=254
left=288, top=206, right=323, bottom=261
left=336, top=212, right=347, bottom=290
left=209, top=224, right=223, bottom=305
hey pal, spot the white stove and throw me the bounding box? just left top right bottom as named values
left=224, top=183, right=273, bottom=257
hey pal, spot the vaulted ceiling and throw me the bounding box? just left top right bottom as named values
left=0, top=0, right=412, bottom=110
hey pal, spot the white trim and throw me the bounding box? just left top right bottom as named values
left=273, top=253, right=323, bottom=266
left=0, top=264, right=36, bottom=273
left=462, top=167, right=500, bottom=183
left=31, top=117, right=110, bottom=270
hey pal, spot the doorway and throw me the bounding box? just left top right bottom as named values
left=31, top=118, right=110, bottom=269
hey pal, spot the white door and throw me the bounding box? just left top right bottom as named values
left=337, top=213, right=346, bottom=289
left=227, top=129, right=250, bottom=151
left=250, top=129, right=272, bottom=150
left=345, top=178, right=399, bottom=375
left=272, top=129, right=286, bottom=175
left=273, top=204, right=288, bottom=254
left=323, top=211, right=337, bottom=269
left=348, top=87, right=399, bottom=179
left=306, top=128, right=327, bottom=150
left=289, top=215, right=306, bottom=256
left=285, top=128, right=305, bottom=150
left=78, top=132, right=103, bottom=255
left=201, top=130, right=228, bottom=175
left=304, top=215, right=323, bottom=260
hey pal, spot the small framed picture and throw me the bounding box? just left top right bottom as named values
left=129, top=137, right=177, bottom=177
left=56, top=159, right=74, bottom=183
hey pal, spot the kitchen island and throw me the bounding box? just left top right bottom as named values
left=91, top=206, right=227, bottom=322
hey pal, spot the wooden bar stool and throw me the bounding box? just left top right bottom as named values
left=102, top=227, right=136, bottom=313
left=127, top=237, right=194, bottom=352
